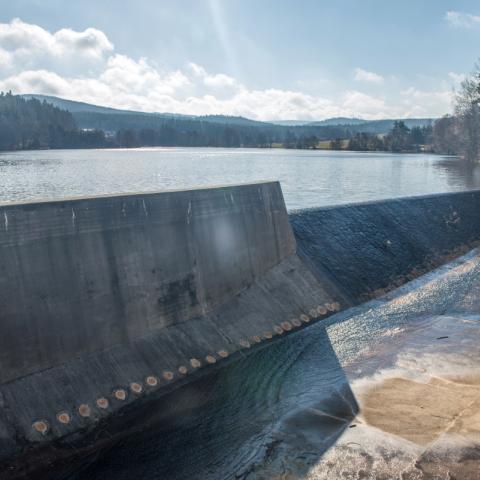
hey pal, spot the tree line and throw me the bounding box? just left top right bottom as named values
left=337, top=122, right=433, bottom=153
left=1, top=92, right=438, bottom=152
left=0, top=92, right=107, bottom=150
left=97, top=118, right=358, bottom=148
left=0, top=92, right=347, bottom=150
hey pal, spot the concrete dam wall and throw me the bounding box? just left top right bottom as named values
left=1, top=182, right=479, bottom=478
left=0, top=181, right=299, bottom=384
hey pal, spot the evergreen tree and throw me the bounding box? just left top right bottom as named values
left=0, top=93, right=107, bottom=150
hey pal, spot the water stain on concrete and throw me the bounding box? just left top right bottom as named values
left=361, top=376, right=480, bottom=445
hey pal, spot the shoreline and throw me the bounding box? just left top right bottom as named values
left=0, top=144, right=448, bottom=156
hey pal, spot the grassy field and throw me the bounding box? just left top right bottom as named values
left=317, top=139, right=349, bottom=149
left=272, top=140, right=350, bottom=150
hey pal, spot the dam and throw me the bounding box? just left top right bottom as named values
left=0, top=181, right=479, bottom=479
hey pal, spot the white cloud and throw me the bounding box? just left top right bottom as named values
left=203, top=73, right=236, bottom=88
left=188, top=62, right=207, bottom=77
left=0, top=18, right=55, bottom=54
left=400, top=87, right=454, bottom=117
left=0, top=18, right=455, bottom=120
left=0, top=18, right=113, bottom=70
left=99, top=54, right=190, bottom=95
left=354, top=68, right=384, bottom=84
left=448, top=71, right=466, bottom=84
left=445, top=11, right=480, bottom=28
left=0, top=48, right=11, bottom=68
left=187, top=62, right=236, bottom=88
left=0, top=69, right=69, bottom=95
left=342, top=90, right=387, bottom=115
left=53, top=27, right=113, bottom=59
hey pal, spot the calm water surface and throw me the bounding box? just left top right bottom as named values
left=1, top=147, right=480, bottom=209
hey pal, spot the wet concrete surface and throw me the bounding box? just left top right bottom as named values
left=251, top=249, right=480, bottom=479
left=60, top=249, right=480, bottom=480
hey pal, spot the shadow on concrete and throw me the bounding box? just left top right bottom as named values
left=50, top=324, right=357, bottom=480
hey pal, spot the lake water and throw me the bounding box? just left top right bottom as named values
left=1, top=147, right=480, bottom=209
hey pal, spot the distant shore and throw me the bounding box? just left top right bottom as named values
left=0, top=142, right=440, bottom=155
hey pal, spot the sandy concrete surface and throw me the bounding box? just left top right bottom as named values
left=308, top=253, right=480, bottom=480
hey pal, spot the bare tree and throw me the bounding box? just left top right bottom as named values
left=455, top=61, right=480, bottom=162
left=432, top=115, right=459, bottom=155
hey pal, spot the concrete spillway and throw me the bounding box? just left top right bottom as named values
left=291, top=190, right=480, bottom=302
left=0, top=182, right=479, bottom=478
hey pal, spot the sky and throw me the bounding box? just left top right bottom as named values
left=0, top=0, right=480, bottom=121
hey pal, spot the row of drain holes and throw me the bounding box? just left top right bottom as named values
left=31, top=302, right=340, bottom=435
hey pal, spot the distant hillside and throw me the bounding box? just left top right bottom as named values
left=308, top=117, right=434, bottom=132
left=2, top=93, right=440, bottom=153
left=349, top=118, right=434, bottom=134
left=308, top=117, right=367, bottom=126
left=271, top=120, right=315, bottom=126
left=195, top=115, right=271, bottom=127
left=21, top=94, right=434, bottom=136
left=21, top=95, right=275, bottom=133
left=274, top=117, right=434, bottom=128
left=13, top=94, right=437, bottom=154
left=273, top=118, right=376, bottom=127
left=21, top=95, right=266, bottom=126
left=21, top=94, right=139, bottom=115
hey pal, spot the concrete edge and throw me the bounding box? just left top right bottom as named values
left=0, top=180, right=280, bottom=208
left=289, top=188, right=480, bottom=215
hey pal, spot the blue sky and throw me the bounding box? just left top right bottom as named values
left=0, top=0, right=479, bottom=120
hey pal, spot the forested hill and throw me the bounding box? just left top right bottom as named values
left=0, top=93, right=106, bottom=150
left=1, top=93, right=338, bottom=150
left=20, top=94, right=271, bottom=127
left=2, top=92, right=437, bottom=151
left=21, top=93, right=433, bottom=135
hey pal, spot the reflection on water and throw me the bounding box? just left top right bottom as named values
left=1, top=148, right=479, bottom=210
left=434, top=156, right=480, bottom=190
